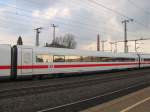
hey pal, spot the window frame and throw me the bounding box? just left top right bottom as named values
left=36, top=54, right=53, bottom=63
left=53, top=55, right=65, bottom=62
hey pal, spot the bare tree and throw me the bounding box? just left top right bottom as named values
left=46, top=33, right=77, bottom=49
left=17, top=36, right=23, bottom=45
left=63, top=33, right=77, bottom=49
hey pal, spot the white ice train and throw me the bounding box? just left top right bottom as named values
left=0, top=44, right=150, bottom=79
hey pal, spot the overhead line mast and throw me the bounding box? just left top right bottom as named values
left=51, top=24, right=58, bottom=47
left=34, top=27, right=43, bottom=46
left=122, top=19, right=133, bottom=53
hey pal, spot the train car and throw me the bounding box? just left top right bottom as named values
left=14, top=45, right=140, bottom=78
left=0, top=44, right=11, bottom=79
left=1, top=44, right=150, bottom=80
left=139, top=54, right=150, bottom=68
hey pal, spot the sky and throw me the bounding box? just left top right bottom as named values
left=0, top=0, right=150, bottom=53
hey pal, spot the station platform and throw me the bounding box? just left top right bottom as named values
left=81, top=86, right=150, bottom=112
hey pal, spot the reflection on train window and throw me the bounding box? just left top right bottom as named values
left=100, top=57, right=111, bottom=62
left=36, top=54, right=52, bottom=63
left=36, top=54, right=136, bottom=63
left=53, top=55, right=65, bottom=62
left=144, top=58, right=150, bottom=61
left=65, top=56, right=81, bottom=62
left=81, top=56, right=93, bottom=62
left=64, top=56, right=135, bottom=62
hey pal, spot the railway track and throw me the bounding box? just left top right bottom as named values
left=37, top=81, right=150, bottom=112
left=0, top=70, right=149, bottom=99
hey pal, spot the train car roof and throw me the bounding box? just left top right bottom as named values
left=17, top=45, right=140, bottom=58
left=138, top=53, right=150, bottom=58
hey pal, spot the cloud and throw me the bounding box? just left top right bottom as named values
left=32, top=8, right=58, bottom=20
left=60, top=8, right=70, bottom=17
left=0, top=0, right=150, bottom=53
left=80, top=41, right=97, bottom=51
left=32, top=7, right=70, bottom=20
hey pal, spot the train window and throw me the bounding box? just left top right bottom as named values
left=65, top=56, right=81, bottom=62
left=115, top=58, right=135, bottom=62
left=53, top=55, right=65, bottom=62
left=63, top=56, right=136, bottom=62
left=91, top=57, right=112, bottom=62
left=127, top=58, right=135, bottom=62
left=117, top=58, right=126, bottom=62
left=130, top=58, right=135, bottom=62
left=100, top=57, right=111, bottom=62
left=36, top=54, right=52, bottom=63
left=82, top=56, right=93, bottom=62
left=96, top=57, right=135, bottom=62
left=91, top=57, right=98, bottom=62
left=144, top=58, right=150, bottom=61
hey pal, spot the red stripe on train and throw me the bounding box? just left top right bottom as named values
left=0, top=66, right=11, bottom=69
left=17, top=63, right=139, bottom=69
left=17, top=65, right=49, bottom=69
left=1, top=62, right=150, bottom=70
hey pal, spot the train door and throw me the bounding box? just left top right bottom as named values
left=0, top=44, right=11, bottom=77
left=49, top=54, right=54, bottom=74
left=137, top=54, right=141, bottom=68
left=21, top=48, right=33, bottom=74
